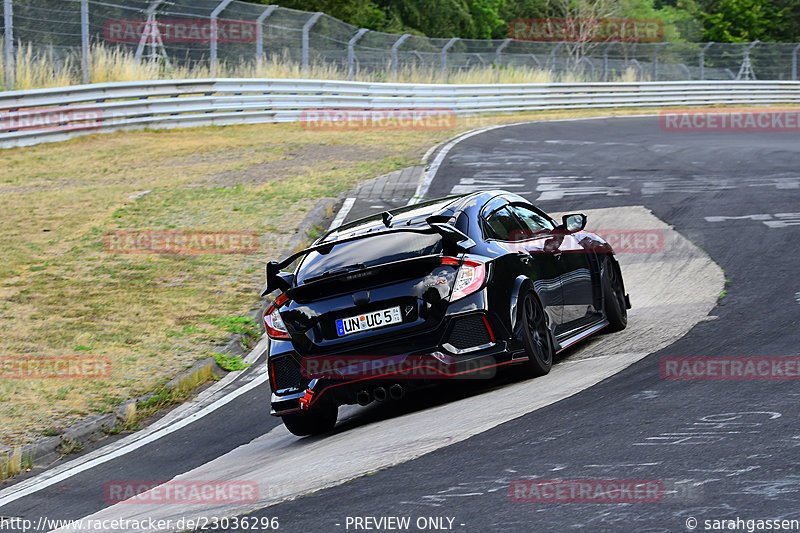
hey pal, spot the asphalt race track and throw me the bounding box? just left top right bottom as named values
left=2, top=115, right=799, bottom=532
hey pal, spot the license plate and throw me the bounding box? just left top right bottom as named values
left=336, top=306, right=402, bottom=337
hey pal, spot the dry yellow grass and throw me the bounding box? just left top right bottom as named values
left=0, top=41, right=648, bottom=91
left=0, top=447, right=23, bottom=480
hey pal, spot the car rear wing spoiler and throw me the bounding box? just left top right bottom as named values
left=262, top=219, right=474, bottom=297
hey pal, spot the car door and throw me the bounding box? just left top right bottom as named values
left=484, top=204, right=563, bottom=327
left=513, top=204, right=598, bottom=333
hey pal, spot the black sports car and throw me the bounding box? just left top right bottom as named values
left=261, top=190, right=630, bottom=436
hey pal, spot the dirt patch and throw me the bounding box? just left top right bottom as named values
left=200, top=144, right=389, bottom=188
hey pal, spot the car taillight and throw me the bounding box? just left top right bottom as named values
left=264, top=293, right=290, bottom=340
left=451, top=259, right=486, bottom=301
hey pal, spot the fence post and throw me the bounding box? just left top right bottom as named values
left=699, top=42, right=713, bottom=80
left=3, top=0, right=13, bottom=90
left=256, top=5, right=277, bottom=66
left=736, top=39, right=759, bottom=80
left=628, top=58, right=642, bottom=80
left=210, top=0, right=234, bottom=77
left=603, top=42, right=617, bottom=82
left=302, top=12, right=322, bottom=75
left=652, top=42, right=667, bottom=81
left=548, top=42, right=564, bottom=75
left=441, top=37, right=459, bottom=83
left=347, top=28, right=368, bottom=80
left=494, top=38, right=510, bottom=82
left=135, top=0, right=165, bottom=61
left=80, top=0, right=90, bottom=84
left=391, top=33, right=410, bottom=80
left=793, top=44, right=800, bottom=81
left=579, top=57, right=595, bottom=80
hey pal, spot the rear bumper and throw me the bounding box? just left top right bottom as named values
left=270, top=346, right=515, bottom=415
left=269, top=308, right=518, bottom=415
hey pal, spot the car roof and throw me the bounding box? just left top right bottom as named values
left=318, top=190, right=534, bottom=244
left=320, top=194, right=465, bottom=242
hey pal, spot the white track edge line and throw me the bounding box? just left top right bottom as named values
left=328, top=197, right=356, bottom=230
left=0, top=374, right=269, bottom=508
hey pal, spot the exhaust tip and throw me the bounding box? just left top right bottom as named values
left=356, top=389, right=372, bottom=406
left=389, top=383, right=405, bottom=400
left=373, top=386, right=388, bottom=402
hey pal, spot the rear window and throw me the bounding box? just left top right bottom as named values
left=296, top=232, right=442, bottom=284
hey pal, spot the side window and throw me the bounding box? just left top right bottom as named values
left=484, top=207, right=520, bottom=241
left=510, top=205, right=554, bottom=240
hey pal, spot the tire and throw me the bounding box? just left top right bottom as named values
left=601, top=257, right=627, bottom=332
left=518, top=291, right=554, bottom=377
left=281, top=404, right=338, bottom=437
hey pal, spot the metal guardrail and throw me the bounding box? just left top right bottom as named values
left=2, top=79, right=800, bottom=149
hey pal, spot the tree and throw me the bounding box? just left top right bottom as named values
left=543, top=0, right=625, bottom=71
left=468, top=0, right=508, bottom=38
left=255, top=0, right=389, bottom=31
left=698, top=0, right=787, bottom=42
left=376, top=0, right=507, bottom=38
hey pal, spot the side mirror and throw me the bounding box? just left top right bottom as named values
left=561, top=214, right=587, bottom=233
